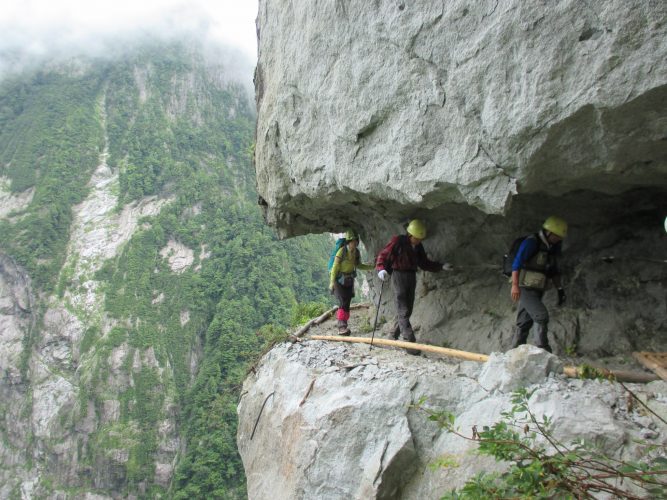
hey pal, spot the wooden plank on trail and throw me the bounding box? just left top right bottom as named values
left=310, top=335, right=490, bottom=362
left=293, top=303, right=371, bottom=338
left=311, top=336, right=659, bottom=383
left=562, top=365, right=659, bottom=383
left=633, top=352, right=667, bottom=381
left=293, top=307, right=337, bottom=338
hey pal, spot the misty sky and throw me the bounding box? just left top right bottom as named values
left=0, top=0, right=259, bottom=80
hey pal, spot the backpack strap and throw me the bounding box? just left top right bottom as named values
left=523, top=233, right=541, bottom=261
left=393, top=234, right=408, bottom=256
left=385, top=234, right=408, bottom=271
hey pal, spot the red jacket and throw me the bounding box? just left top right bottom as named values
left=375, top=235, right=442, bottom=273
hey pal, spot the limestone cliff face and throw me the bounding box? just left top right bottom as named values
left=254, top=0, right=667, bottom=356
left=0, top=152, right=177, bottom=497
left=238, top=341, right=667, bottom=499
left=255, top=0, right=666, bottom=231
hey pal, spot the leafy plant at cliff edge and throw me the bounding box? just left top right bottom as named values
left=414, top=388, right=667, bottom=499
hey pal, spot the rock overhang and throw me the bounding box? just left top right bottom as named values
left=254, top=0, right=667, bottom=244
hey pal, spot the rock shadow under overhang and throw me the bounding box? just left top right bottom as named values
left=518, top=84, right=667, bottom=196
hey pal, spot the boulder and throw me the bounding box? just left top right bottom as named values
left=479, top=344, right=563, bottom=393
left=255, top=0, right=667, bottom=237
left=238, top=340, right=666, bottom=499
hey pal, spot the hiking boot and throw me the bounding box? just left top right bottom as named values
left=401, top=332, right=416, bottom=343
left=400, top=332, right=420, bottom=355
left=385, top=326, right=399, bottom=340
left=338, top=326, right=350, bottom=336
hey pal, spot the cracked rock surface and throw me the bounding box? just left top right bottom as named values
left=255, top=0, right=667, bottom=237
left=238, top=338, right=667, bottom=500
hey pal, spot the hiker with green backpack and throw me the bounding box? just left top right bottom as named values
left=329, top=230, right=374, bottom=335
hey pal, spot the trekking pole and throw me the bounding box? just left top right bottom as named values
left=369, top=280, right=385, bottom=351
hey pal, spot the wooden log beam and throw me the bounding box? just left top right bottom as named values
left=311, top=335, right=659, bottom=383
left=293, top=307, right=339, bottom=338
left=562, top=365, right=659, bottom=383
left=310, top=335, right=489, bottom=362
left=313, top=306, right=339, bottom=325
left=632, top=352, right=667, bottom=381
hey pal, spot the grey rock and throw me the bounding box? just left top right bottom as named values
left=238, top=342, right=467, bottom=499
left=478, top=345, right=563, bottom=393
left=238, top=341, right=665, bottom=499
left=0, top=155, right=182, bottom=495
left=641, top=429, right=659, bottom=439
left=255, top=0, right=667, bottom=237
left=0, top=176, right=34, bottom=219
left=0, top=253, right=34, bottom=384
left=254, top=0, right=667, bottom=361
left=528, top=383, right=627, bottom=456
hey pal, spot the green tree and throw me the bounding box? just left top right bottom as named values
left=416, top=389, right=667, bottom=499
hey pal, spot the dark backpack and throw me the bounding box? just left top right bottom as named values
left=502, top=234, right=537, bottom=277
left=327, top=238, right=347, bottom=272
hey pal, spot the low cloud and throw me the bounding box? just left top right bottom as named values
left=0, top=0, right=257, bottom=86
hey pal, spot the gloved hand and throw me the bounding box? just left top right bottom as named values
left=442, top=263, right=454, bottom=271
left=378, top=269, right=389, bottom=281
left=557, top=288, right=566, bottom=306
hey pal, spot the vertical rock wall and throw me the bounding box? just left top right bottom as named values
left=254, top=0, right=667, bottom=357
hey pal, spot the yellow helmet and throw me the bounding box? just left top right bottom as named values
left=406, top=219, right=427, bottom=239
left=344, top=230, right=359, bottom=242
left=543, top=216, right=568, bottom=238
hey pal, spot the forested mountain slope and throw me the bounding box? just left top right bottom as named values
left=0, top=40, right=329, bottom=498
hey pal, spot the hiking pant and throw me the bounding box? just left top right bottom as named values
left=391, top=270, right=417, bottom=341
left=334, top=281, right=354, bottom=326
left=512, top=287, right=551, bottom=352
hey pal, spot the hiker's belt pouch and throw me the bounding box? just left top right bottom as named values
left=337, top=272, right=356, bottom=287
left=519, top=269, right=547, bottom=290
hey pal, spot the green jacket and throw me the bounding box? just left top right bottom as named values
left=329, top=246, right=373, bottom=288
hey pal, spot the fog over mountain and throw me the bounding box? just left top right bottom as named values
left=0, top=0, right=257, bottom=87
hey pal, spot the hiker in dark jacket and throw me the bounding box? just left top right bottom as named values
left=510, top=216, right=567, bottom=353
left=376, top=219, right=452, bottom=350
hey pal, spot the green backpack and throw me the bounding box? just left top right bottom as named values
left=327, top=238, right=347, bottom=272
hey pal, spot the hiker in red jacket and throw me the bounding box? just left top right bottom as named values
left=376, top=219, right=452, bottom=352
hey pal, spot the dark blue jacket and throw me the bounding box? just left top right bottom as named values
left=512, top=233, right=561, bottom=275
